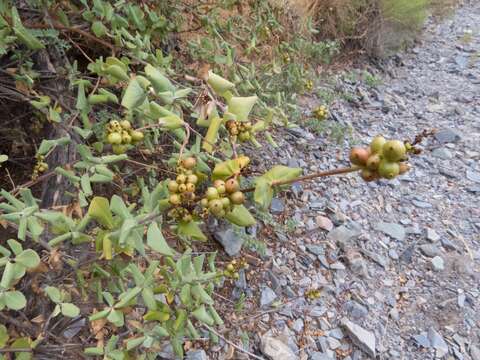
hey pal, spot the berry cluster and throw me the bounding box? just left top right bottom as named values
left=225, top=120, right=253, bottom=142
left=305, top=288, right=322, bottom=300
left=32, top=154, right=48, bottom=180
left=350, top=136, right=410, bottom=182
left=200, top=178, right=245, bottom=218
left=313, top=105, right=329, bottom=121
left=304, top=79, right=314, bottom=92
left=223, top=259, right=248, bottom=280
left=105, top=120, right=144, bottom=154
left=167, top=157, right=198, bottom=222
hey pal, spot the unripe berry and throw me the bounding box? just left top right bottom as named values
left=178, top=184, right=187, bottom=193
left=378, top=160, right=400, bottom=179
left=209, top=199, right=224, bottom=215
left=225, top=178, right=240, bottom=193
left=370, top=135, right=387, bottom=153
left=382, top=140, right=406, bottom=162
left=182, top=157, right=197, bottom=170
left=130, top=130, right=144, bottom=142
left=186, top=183, right=195, bottom=193
left=187, top=174, right=198, bottom=185
left=206, top=187, right=219, bottom=200
left=168, top=180, right=179, bottom=193
left=366, top=153, right=381, bottom=170
left=120, top=120, right=132, bottom=130
left=107, top=132, right=122, bottom=145
left=230, top=191, right=245, bottom=205
left=169, top=194, right=181, bottom=205
left=176, top=174, right=187, bottom=184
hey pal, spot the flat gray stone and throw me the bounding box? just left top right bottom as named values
left=260, top=335, right=298, bottom=360
left=327, top=223, right=362, bottom=247
left=466, top=170, right=480, bottom=183
left=435, top=129, right=461, bottom=144
left=341, top=318, right=376, bottom=358
left=431, top=256, right=445, bottom=271
left=428, top=328, right=449, bottom=358
left=432, top=147, right=453, bottom=160
left=413, top=333, right=431, bottom=348
left=375, top=222, right=406, bottom=241
left=270, top=198, right=285, bottom=214
left=426, top=228, right=441, bottom=242
left=419, top=244, right=442, bottom=258
left=260, top=287, right=277, bottom=307
left=213, top=227, right=245, bottom=256
left=310, top=353, right=334, bottom=360
left=185, top=349, right=208, bottom=360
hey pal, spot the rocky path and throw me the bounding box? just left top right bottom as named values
left=248, top=3, right=480, bottom=360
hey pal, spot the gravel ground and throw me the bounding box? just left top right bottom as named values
left=183, top=3, right=480, bottom=360
left=218, top=3, right=480, bottom=360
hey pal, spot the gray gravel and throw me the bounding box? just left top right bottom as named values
left=213, top=3, right=480, bottom=360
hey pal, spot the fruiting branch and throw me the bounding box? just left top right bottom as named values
left=242, top=166, right=361, bottom=193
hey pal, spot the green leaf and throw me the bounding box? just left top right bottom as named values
left=177, top=221, right=207, bottom=242
left=254, top=166, right=302, bottom=209
left=15, top=249, right=40, bottom=269
left=87, top=197, right=114, bottom=229
left=105, top=65, right=129, bottom=82
left=253, top=178, right=273, bottom=210
left=107, top=309, right=124, bottom=327
left=118, top=218, right=137, bottom=247
left=11, top=337, right=32, bottom=360
left=0, top=261, right=15, bottom=289
left=227, top=96, right=258, bottom=121
left=61, top=303, right=80, bottom=317
left=208, top=305, right=224, bottom=325
left=192, top=305, right=215, bottom=326
left=146, top=222, right=176, bottom=256
left=179, top=284, right=191, bottom=306
left=144, top=64, right=173, bottom=93
left=4, top=290, right=26, bottom=310
left=201, top=116, right=223, bottom=153
left=121, top=77, right=146, bottom=110
left=191, top=284, right=213, bottom=305
left=0, top=155, right=8, bottom=163
left=207, top=71, right=235, bottom=96
left=11, top=7, right=45, bottom=50
left=126, top=336, right=146, bottom=351
left=225, top=205, right=256, bottom=227
left=115, top=287, right=141, bottom=308
left=84, top=347, right=104, bottom=355
left=141, top=287, right=157, bottom=310
left=91, top=21, right=107, bottom=37
left=89, top=309, right=110, bottom=321
left=110, top=195, right=131, bottom=219
left=262, top=165, right=303, bottom=183
left=75, top=82, right=89, bottom=113
left=44, top=286, right=62, bottom=303
left=7, top=239, right=22, bottom=256
left=143, top=310, right=170, bottom=322
left=0, top=324, right=9, bottom=348
left=212, top=156, right=250, bottom=181
left=158, top=114, right=184, bottom=130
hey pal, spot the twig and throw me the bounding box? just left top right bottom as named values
left=242, top=166, right=361, bottom=193
left=178, top=122, right=191, bottom=161
left=28, top=23, right=116, bottom=54
left=0, top=348, right=32, bottom=353
left=202, top=325, right=265, bottom=360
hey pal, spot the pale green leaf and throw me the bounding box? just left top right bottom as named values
left=146, top=222, right=176, bottom=256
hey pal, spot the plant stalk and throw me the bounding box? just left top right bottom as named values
left=242, top=166, right=361, bottom=193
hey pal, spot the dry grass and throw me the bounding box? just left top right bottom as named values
left=284, top=0, right=461, bottom=57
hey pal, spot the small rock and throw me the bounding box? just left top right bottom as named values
left=470, top=345, right=480, bottom=360
left=428, top=328, right=449, bottom=358
left=327, top=223, right=362, bottom=247
left=432, top=148, right=453, bottom=160
left=375, top=222, right=406, bottom=241
left=329, top=328, right=344, bottom=340
left=291, top=318, right=304, bottom=333
left=260, top=335, right=298, bottom=360
left=413, top=333, right=431, bottom=348
left=431, top=256, right=445, bottom=271
left=270, top=198, right=285, bottom=214
left=260, top=287, right=277, bottom=307
left=412, top=199, right=433, bottom=208
left=345, top=300, right=369, bottom=319
left=310, top=306, right=327, bottom=317
left=213, top=227, right=245, bottom=256
left=388, top=249, right=399, bottom=260
left=310, top=353, right=334, bottom=360
left=435, top=129, right=461, bottom=144
left=426, top=228, right=441, bottom=242
left=306, top=245, right=325, bottom=256
left=341, top=318, right=376, bottom=358
left=327, top=337, right=341, bottom=350
left=316, top=216, right=334, bottom=231
left=419, top=244, right=442, bottom=258
left=185, top=349, right=208, bottom=360
left=466, top=170, right=480, bottom=183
